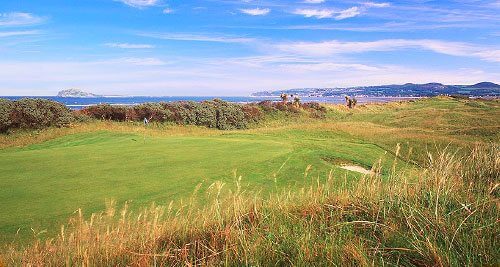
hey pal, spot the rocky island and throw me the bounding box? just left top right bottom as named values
left=57, top=89, right=100, bottom=98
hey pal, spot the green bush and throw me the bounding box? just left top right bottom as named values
left=193, top=101, right=218, bottom=128
left=82, top=104, right=127, bottom=121
left=80, top=99, right=327, bottom=130
left=241, top=104, right=263, bottom=123
left=133, top=103, right=172, bottom=122
left=0, top=99, right=13, bottom=133
left=211, top=99, right=247, bottom=130
left=10, top=98, right=74, bottom=129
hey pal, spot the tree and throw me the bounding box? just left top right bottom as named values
left=280, top=93, right=288, bottom=103
left=345, top=96, right=352, bottom=108
left=293, top=96, right=301, bottom=107
left=352, top=98, right=358, bottom=108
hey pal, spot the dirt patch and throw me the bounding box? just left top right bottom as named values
left=322, top=157, right=373, bottom=175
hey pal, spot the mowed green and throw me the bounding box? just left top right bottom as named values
left=0, top=129, right=392, bottom=242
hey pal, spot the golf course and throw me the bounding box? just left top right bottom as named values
left=1, top=97, right=498, bottom=265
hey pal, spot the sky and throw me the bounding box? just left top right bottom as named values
left=0, top=0, right=499, bottom=96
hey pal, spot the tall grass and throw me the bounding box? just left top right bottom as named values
left=2, top=144, right=499, bottom=266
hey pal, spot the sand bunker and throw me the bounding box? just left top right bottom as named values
left=340, top=165, right=373, bottom=175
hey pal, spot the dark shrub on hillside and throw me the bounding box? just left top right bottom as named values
left=133, top=103, right=172, bottom=122
left=80, top=100, right=327, bottom=130
left=259, top=101, right=301, bottom=113
left=10, top=98, right=74, bottom=129
left=241, top=104, right=263, bottom=123
left=301, top=102, right=327, bottom=113
left=0, top=99, right=13, bottom=133
left=163, top=102, right=199, bottom=125
left=194, top=102, right=218, bottom=128
left=210, top=99, right=248, bottom=130
left=258, top=100, right=276, bottom=112
left=82, top=104, right=127, bottom=121
left=73, top=110, right=92, bottom=122
left=162, top=100, right=247, bottom=129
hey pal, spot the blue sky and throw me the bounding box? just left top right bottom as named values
left=0, top=0, right=499, bottom=96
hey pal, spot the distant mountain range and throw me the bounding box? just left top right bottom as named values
left=57, top=89, right=100, bottom=98
left=252, top=82, right=500, bottom=98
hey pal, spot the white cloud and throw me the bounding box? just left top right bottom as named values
left=0, top=30, right=41, bottom=38
left=280, top=62, right=381, bottom=72
left=139, top=32, right=254, bottom=43
left=239, top=8, right=271, bottom=16
left=275, top=39, right=500, bottom=62
left=334, top=7, right=361, bottom=20
left=105, top=43, right=155, bottom=49
left=116, top=0, right=158, bottom=8
left=363, top=2, right=390, bottom=8
left=120, top=57, right=166, bottom=66
left=292, top=7, right=361, bottom=20
left=0, top=12, right=45, bottom=27
left=293, top=9, right=335, bottom=19
left=302, top=0, right=325, bottom=3
left=162, top=8, right=174, bottom=14
left=292, top=2, right=390, bottom=20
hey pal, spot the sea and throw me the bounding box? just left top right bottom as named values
left=0, top=96, right=420, bottom=110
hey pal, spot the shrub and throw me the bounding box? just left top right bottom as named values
left=162, top=100, right=249, bottom=129
left=163, top=102, right=198, bottom=125
left=241, top=104, right=263, bottom=122
left=72, top=110, right=92, bottom=123
left=257, top=100, right=276, bottom=112
left=0, top=99, right=13, bottom=133
left=133, top=103, right=172, bottom=122
left=301, top=102, right=327, bottom=113
left=10, top=98, right=73, bottom=129
left=211, top=99, right=247, bottom=130
left=193, top=101, right=218, bottom=128
left=82, top=104, right=127, bottom=121
left=78, top=100, right=327, bottom=130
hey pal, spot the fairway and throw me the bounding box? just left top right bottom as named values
left=0, top=129, right=394, bottom=242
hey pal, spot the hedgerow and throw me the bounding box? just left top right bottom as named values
left=83, top=99, right=270, bottom=130
left=0, top=98, right=327, bottom=132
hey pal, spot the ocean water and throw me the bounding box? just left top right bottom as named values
left=0, top=96, right=418, bottom=110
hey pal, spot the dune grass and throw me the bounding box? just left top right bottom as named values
left=0, top=97, right=498, bottom=265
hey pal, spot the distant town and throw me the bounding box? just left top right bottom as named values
left=252, top=82, right=500, bottom=98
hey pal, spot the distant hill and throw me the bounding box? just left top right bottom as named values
left=252, top=82, right=500, bottom=98
left=57, top=89, right=100, bottom=98
left=467, top=82, right=500, bottom=88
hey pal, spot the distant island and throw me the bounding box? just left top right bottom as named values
left=57, top=89, right=100, bottom=98
left=252, top=82, right=500, bottom=98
